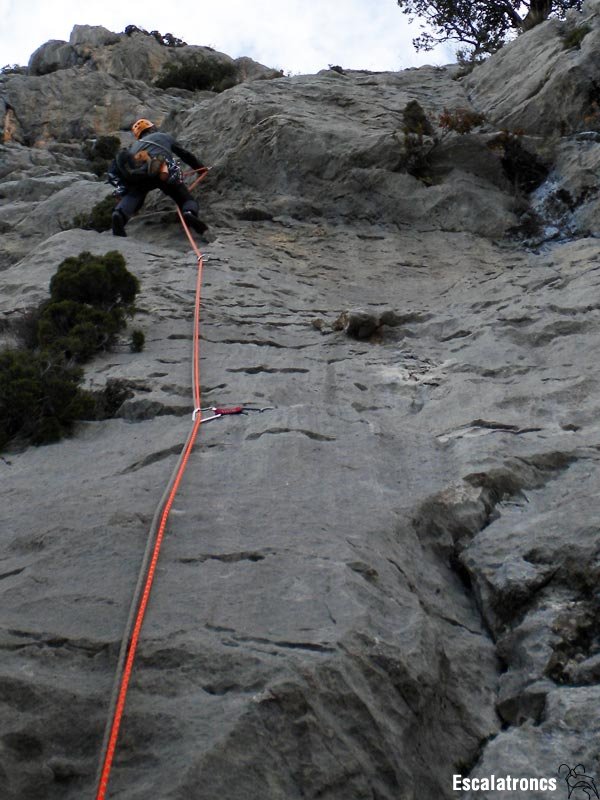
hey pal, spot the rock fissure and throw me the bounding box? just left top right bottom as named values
left=179, top=550, right=271, bottom=564
left=245, top=427, right=337, bottom=442
left=409, top=448, right=599, bottom=776
left=0, top=567, right=25, bottom=581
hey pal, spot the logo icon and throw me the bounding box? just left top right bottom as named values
left=558, top=764, right=599, bottom=799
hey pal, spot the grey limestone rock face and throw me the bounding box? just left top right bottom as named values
left=181, top=68, right=518, bottom=237
left=234, top=55, right=283, bottom=82
left=2, top=12, right=600, bottom=800
left=69, top=24, right=121, bottom=48
left=20, top=23, right=283, bottom=97
left=28, top=40, right=79, bottom=76
left=1, top=69, right=189, bottom=145
left=465, top=11, right=600, bottom=136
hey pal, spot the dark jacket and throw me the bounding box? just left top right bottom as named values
left=130, top=131, right=203, bottom=171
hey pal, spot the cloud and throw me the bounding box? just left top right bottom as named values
left=0, top=0, right=453, bottom=72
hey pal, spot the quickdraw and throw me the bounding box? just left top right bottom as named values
left=192, top=404, right=275, bottom=422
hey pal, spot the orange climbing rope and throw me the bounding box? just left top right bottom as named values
left=177, top=203, right=204, bottom=414
left=186, top=165, right=209, bottom=193
left=95, top=170, right=208, bottom=800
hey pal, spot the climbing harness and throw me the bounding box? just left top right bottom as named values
left=95, top=166, right=253, bottom=800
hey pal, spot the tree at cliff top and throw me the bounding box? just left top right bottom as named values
left=397, top=0, right=583, bottom=58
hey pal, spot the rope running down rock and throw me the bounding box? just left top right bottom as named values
left=95, top=170, right=208, bottom=800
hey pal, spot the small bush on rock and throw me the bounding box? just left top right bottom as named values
left=83, top=134, right=121, bottom=177
left=41, top=251, right=139, bottom=361
left=398, top=101, right=437, bottom=183
left=50, top=250, right=139, bottom=308
left=0, top=349, right=94, bottom=447
left=72, top=195, right=116, bottom=232
left=439, top=108, right=486, bottom=135
left=11, top=306, right=44, bottom=350
left=403, top=100, right=434, bottom=136
left=92, top=378, right=135, bottom=420
left=124, top=25, right=187, bottom=47
left=400, top=132, right=434, bottom=183
left=1, top=251, right=141, bottom=449
left=37, top=300, right=124, bottom=362
left=91, top=135, right=121, bottom=160
left=156, top=56, right=237, bottom=92
left=563, top=24, right=591, bottom=50
left=130, top=329, right=145, bottom=353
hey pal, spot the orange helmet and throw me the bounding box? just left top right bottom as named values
left=132, top=118, right=155, bottom=139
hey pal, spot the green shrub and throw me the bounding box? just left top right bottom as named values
left=72, top=195, right=116, bottom=232
left=400, top=132, right=434, bottom=182
left=124, top=25, right=187, bottom=47
left=11, top=306, right=44, bottom=350
left=398, top=102, right=436, bottom=183
left=130, top=328, right=145, bottom=352
left=83, top=135, right=121, bottom=177
left=402, top=100, right=434, bottom=136
left=37, top=300, right=123, bottom=362
left=563, top=24, right=591, bottom=50
left=50, top=250, right=139, bottom=307
left=36, top=251, right=139, bottom=362
left=155, top=56, right=237, bottom=92
left=91, top=135, right=121, bottom=160
left=1, top=251, right=141, bottom=450
left=92, top=378, right=134, bottom=420
left=0, top=349, right=94, bottom=447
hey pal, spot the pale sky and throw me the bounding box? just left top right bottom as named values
left=0, top=0, right=454, bottom=74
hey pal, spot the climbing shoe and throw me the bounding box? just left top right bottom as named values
left=183, top=211, right=208, bottom=235
left=111, top=210, right=127, bottom=237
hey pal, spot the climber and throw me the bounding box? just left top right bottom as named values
left=108, top=118, right=208, bottom=238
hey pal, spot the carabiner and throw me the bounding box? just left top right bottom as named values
left=192, top=404, right=274, bottom=422
left=192, top=407, right=222, bottom=423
